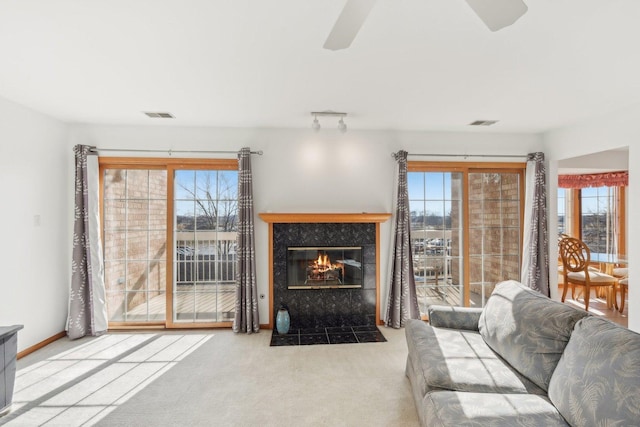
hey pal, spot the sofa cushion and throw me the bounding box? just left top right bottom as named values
left=427, top=305, right=482, bottom=331
left=478, top=280, right=589, bottom=391
left=548, top=316, right=640, bottom=426
left=405, top=319, right=545, bottom=397
left=423, top=391, right=570, bottom=427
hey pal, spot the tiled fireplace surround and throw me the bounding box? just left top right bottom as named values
left=260, top=213, right=390, bottom=330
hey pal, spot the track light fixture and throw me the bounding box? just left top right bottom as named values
left=338, top=117, right=347, bottom=133
left=310, top=111, right=348, bottom=133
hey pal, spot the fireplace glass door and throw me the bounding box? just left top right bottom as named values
left=287, top=247, right=363, bottom=289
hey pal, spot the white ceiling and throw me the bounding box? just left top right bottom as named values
left=1, top=0, right=640, bottom=132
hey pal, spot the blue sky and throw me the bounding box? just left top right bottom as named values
left=174, top=170, right=238, bottom=218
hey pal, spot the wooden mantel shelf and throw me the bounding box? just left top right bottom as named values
left=258, top=212, right=391, bottom=224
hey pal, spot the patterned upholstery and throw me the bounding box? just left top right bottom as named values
left=406, top=319, right=545, bottom=397
left=548, top=316, right=640, bottom=426
left=478, top=280, right=589, bottom=391
left=405, top=280, right=638, bottom=427
left=427, top=305, right=482, bottom=331
left=423, top=392, right=569, bottom=427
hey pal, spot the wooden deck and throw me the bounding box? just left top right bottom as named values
left=124, top=284, right=236, bottom=322
left=416, top=283, right=484, bottom=313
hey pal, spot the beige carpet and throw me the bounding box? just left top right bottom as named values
left=4, top=327, right=419, bottom=427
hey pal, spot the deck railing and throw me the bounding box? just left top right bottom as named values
left=175, top=236, right=237, bottom=285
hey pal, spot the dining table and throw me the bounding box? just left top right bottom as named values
left=590, top=252, right=628, bottom=275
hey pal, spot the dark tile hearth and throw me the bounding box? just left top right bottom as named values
left=270, top=325, right=387, bottom=346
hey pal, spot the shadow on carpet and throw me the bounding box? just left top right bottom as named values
left=270, top=325, right=387, bottom=346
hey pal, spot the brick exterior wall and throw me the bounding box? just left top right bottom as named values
left=467, top=173, right=520, bottom=298
left=103, top=169, right=167, bottom=321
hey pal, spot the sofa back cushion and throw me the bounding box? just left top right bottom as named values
left=548, top=316, right=640, bottom=426
left=478, top=280, right=589, bottom=391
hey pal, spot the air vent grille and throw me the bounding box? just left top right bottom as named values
left=469, top=120, right=498, bottom=126
left=143, top=112, right=175, bottom=118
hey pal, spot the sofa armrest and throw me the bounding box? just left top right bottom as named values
left=427, top=305, right=482, bottom=331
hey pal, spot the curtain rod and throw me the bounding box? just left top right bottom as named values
left=392, top=152, right=527, bottom=159
left=90, top=147, right=263, bottom=155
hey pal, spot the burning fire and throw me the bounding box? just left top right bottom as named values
left=316, top=254, right=332, bottom=270
left=307, top=252, right=342, bottom=283
left=313, top=253, right=338, bottom=272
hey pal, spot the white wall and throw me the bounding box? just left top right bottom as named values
left=558, top=149, right=628, bottom=172
left=543, top=104, right=639, bottom=332
left=70, top=124, right=542, bottom=327
left=0, top=97, right=70, bottom=352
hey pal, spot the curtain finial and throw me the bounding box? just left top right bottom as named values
left=393, top=150, right=408, bottom=161
left=527, top=152, right=544, bottom=162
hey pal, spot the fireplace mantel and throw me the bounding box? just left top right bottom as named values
left=259, top=212, right=391, bottom=224
left=260, top=212, right=391, bottom=329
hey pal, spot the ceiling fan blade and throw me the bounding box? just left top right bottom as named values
left=464, top=0, right=528, bottom=32
left=323, top=0, right=378, bottom=51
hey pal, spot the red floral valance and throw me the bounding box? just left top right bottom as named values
left=558, top=171, right=628, bottom=189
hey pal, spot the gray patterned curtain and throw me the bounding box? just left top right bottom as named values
left=521, top=152, right=550, bottom=296
left=233, top=147, right=260, bottom=334
left=385, top=150, right=420, bottom=328
left=67, top=145, right=108, bottom=340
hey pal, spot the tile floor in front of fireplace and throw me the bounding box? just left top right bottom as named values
left=270, top=325, right=387, bottom=346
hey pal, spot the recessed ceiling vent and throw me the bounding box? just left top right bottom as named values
left=143, top=112, right=175, bottom=118
left=469, top=120, right=499, bottom=126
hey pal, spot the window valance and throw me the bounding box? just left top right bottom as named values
left=558, top=171, right=628, bottom=189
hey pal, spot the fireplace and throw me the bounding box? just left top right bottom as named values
left=259, top=213, right=391, bottom=329
left=287, top=246, right=363, bottom=289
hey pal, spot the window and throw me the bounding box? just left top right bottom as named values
left=558, top=188, right=566, bottom=236
left=557, top=186, right=625, bottom=257
left=408, top=162, right=525, bottom=313
left=101, top=158, right=238, bottom=327
left=581, top=186, right=617, bottom=255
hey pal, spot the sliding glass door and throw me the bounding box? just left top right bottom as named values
left=101, top=159, right=238, bottom=328
left=408, top=163, right=524, bottom=314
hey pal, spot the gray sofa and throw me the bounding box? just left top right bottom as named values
left=405, top=280, right=640, bottom=426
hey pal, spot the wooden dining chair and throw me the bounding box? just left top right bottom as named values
left=618, top=278, right=628, bottom=313
left=612, top=267, right=628, bottom=278
left=558, top=236, right=618, bottom=311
